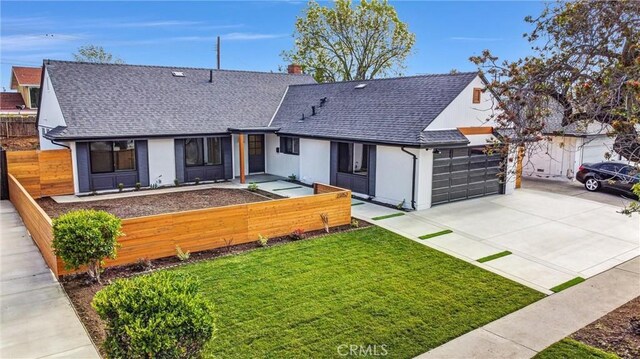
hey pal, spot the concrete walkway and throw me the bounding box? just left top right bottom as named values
left=416, top=257, right=640, bottom=359
left=0, top=201, right=100, bottom=359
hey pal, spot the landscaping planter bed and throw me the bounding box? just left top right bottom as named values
left=37, top=188, right=279, bottom=218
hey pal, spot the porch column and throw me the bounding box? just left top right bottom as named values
left=238, top=134, right=246, bottom=184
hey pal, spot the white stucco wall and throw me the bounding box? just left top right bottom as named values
left=38, top=68, right=67, bottom=150
left=524, top=137, right=581, bottom=179
left=148, top=138, right=176, bottom=187
left=374, top=145, right=415, bottom=209
left=265, top=134, right=299, bottom=178
left=299, top=138, right=330, bottom=185
left=427, top=75, right=497, bottom=130
left=415, top=149, right=434, bottom=210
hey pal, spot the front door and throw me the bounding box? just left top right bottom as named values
left=248, top=134, right=265, bottom=173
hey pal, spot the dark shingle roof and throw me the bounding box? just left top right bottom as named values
left=43, top=60, right=315, bottom=140
left=420, top=129, right=470, bottom=146
left=271, top=72, right=479, bottom=146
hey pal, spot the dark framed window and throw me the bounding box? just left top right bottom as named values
left=29, top=87, right=40, bottom=109
left=337, top=143, right=370, bottom=176
left=206, top=137, right=222, bottom=165
left=185, top=137, right=223, bottom=167
left=280, top=136, right=299, bottom=155
left=90, top=140, right=136, bottom=174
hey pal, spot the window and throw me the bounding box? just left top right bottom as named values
left=206, top=137, right=222, bottom=165
left=337, top=143, right=370, bottom=176
left=29, top=87, right=40, bottom=108
left=90, top=140, right=136, bottom=174
left=472, top=88, right=482, bottom=104
left=280, top=136, right=299, bottom=155
left=185, top=138, right=204, bottom=166
left=185, top=137, right=223, bottom=167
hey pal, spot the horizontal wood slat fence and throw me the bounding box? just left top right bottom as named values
left=8, top=173, right=352, bottom=277
left=1, top=116, right=37, bottom=138
left=6, top=149, right=75, bottom=198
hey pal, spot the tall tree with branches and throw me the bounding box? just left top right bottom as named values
left=73, top=45, right=125, bottom=64
left=283, top=0, right=415, bottom=82
left=471, top=0, right=640, bottom=213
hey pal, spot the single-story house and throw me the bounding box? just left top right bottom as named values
left=37, top=60, right=514, bottom=209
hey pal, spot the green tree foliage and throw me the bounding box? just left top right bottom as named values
left=73, top=45, right=125, bottom=64
left=52, top=209, right=122, bottom=282
left=470, top=0, right=640, bottom=214
left=92, top=272, right=216, bottom=359
left=283, top=0, right=415, bottom=82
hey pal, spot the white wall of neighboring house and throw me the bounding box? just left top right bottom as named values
left=428, top=75, right=496, bottom=130
left=299, top=138, right=330, bottom=185
left=148, top=138, right=176, bottom=187
left=374, top=145, right=415, bottom=208
left=38, top=69, right=67, bottom=150
left=265, top=134, right=299, bottom=179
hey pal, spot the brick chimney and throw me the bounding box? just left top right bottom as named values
left=287, top=64, right=302, bottom=74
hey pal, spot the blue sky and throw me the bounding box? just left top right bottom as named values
left=1, top=1, right=547, bottom=89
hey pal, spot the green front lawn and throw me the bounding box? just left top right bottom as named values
left=534, top=339, right=620, bottom=359
left=169, top=226, right=543, bottom=358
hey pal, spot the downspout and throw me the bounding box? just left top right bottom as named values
left=50, top=139, right=70, bottom=149
left=401, top=147, right=417, bottom=210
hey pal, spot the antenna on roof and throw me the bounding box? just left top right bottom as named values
left=216, top=36, right=221, bottom=70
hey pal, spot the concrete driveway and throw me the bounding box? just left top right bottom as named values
left=353, top=188, right=639, bottom=293
left=522, top=176, right=636, bottom=207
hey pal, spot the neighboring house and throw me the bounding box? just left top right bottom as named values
left=1, top=66, right=42, bottom=116
left=523, top=99, right=621, bottom=180
left=38, top=60, right=513, bottom=209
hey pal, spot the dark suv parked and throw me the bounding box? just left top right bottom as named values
left=576, top=162, right=639, bottom=197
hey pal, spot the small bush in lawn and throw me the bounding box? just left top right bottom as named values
left=351, top=218, right=360, bottom=228
left=92, top=271, right=215, bottom=359
left=248, top=182, right=258, bottom=192
left=257, top=234, right=269, bottom=247
left=290, top=228, right=305, bottom=240
left=52, top=210, right=122, bottom=283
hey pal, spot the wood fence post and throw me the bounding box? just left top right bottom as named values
left=0, top=148, right=8, bottom=200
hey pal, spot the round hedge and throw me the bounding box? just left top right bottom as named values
left=92, top=271, right=215, bottom=359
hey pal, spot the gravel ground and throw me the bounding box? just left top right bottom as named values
left=37, top=188, right=272, bottom=219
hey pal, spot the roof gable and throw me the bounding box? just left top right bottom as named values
left=270, top=72, right=478, bottom=146
left=11, top=66, right=42, bottom=89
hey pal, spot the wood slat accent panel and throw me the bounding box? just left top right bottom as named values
left=457, top=127, right=494, bottom=135
left=6, top=149, right=74, bottom=198
left=8, top=174, right=60, bottom=276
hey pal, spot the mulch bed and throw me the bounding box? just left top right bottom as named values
left=37, top=188, right=279, bottom=219
left=570, top=296, right=640, bottom=359
left=61, top=220, right=371, bottom=356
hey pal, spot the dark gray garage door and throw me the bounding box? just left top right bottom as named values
left=432, top=146, right=504, bottom=205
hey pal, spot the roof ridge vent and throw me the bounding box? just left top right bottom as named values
left=172, top=71, right=185, bottom=77
left=354, top=83, right=367, bottom=89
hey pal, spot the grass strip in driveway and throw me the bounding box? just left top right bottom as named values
left=477, top=250, right=512, bottom=263
left=419, top=229, right=453, bottom=240
left=371, top=212, right=405, bottom=220
left=351, top=202, right=365, bottom=206
left=534, top=338, right=619, bottom=359
left=165, top=226, right=542, bottom=358
left=550, top=277, right=586, bottom=293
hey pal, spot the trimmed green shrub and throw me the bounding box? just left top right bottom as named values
left=52, top=209, right=122, bottom=282
left=92, top=272, right=216, bottom=359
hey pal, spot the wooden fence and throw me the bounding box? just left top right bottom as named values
left=6, top=149, right=75, bottom=198
left=8, top=174, right=61, bottom=277
left=8, top=173, right=351, bottom=277
left=1, top=116, right=38, bottom=138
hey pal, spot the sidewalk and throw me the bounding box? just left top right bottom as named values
left=416, top=257, right=640, bottom=358
left=0, top=200, right=100, bottom=358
